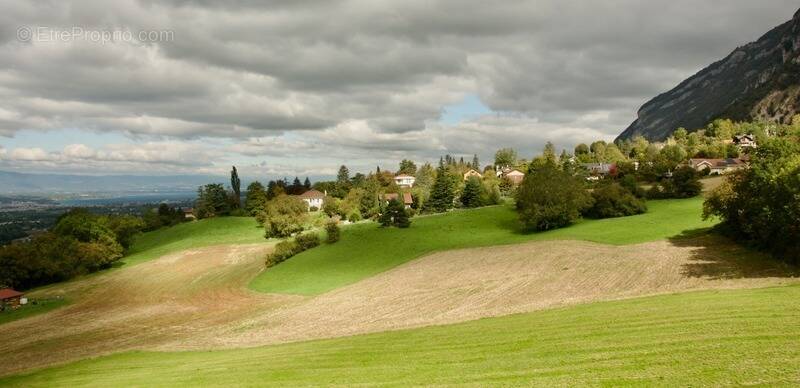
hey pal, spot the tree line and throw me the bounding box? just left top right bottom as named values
left=704, top=117, right=800, bottom=264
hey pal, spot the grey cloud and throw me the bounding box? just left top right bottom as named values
left=0, top=0, right=797, bottom=175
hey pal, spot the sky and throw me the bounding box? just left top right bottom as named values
left=0, top=0, right=797, bottom=179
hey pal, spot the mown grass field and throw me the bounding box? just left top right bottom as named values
left=122, top=217, right=265, bottom=267
left=3, top=284, right=798, bottom=387
left=251, top=197, right=717, bottom=295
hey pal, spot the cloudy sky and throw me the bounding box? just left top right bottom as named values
left=0, top=0, right=796, bottom=178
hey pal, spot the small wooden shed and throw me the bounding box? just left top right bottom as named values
left=0, top=288, right=24, bottom=310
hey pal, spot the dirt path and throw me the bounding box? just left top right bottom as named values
left=1, top=236, right=797, bottom=376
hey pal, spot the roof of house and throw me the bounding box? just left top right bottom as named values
left=394, top=174, right=415, bottom=179
left=505, top=169, right=525, bottom=176
left=385, top=192, right=413, bottom=204
left=0, top=288, right=23, bottom=300
left=690, top=158, right=746, bottom=168
left=298, top=189, right=326, bottom=199
left=464, top=169, right=483, bottom=178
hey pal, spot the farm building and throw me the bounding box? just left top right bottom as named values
left=298, top=190, right=326, bottom=210
left=688, top=158, right=747, bottom=175
left=0, top=288, right=24, bottom=310
left=463, top=169, right=483, bottom=181
left=394, top=174, right=416, bottom=188
left=384, top=192, right=413, bottom=209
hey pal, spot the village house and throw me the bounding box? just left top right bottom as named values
left=0, top=288, right=25, bottom=311
left=463, top=169, right=483, bottom=181
left=496, top=167, right=525, bottom=185
left=688, top=158, right=747, bottom=175
left=394, top=174, right=416, bottom=188
left=733, top=134, right=757, bottom=149
left=183, top=208, right=196, bottom=220
left=298, top=189, right=326, bottom=210
left=582, top=163, right=617, bottom=178
left=384, top=192, right=414, bottom=209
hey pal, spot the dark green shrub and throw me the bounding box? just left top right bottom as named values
left=515, top=165, right=592, bottom=231
left=265, top=240, right=298, bottom=267
left=295, top=232, right=321, bottom=250
left=325, top=220, right=341, bottom=243
left=646, top=166, right=702, bottom=199
left=380, top=199, right=411, bottom=228
left=585, top=183, right=647, bottom=219
left=460, top=177, right=483, bottom=208
left=618, top=175, right=646, bottom=198
left=265, top=232, right=320, bottom=267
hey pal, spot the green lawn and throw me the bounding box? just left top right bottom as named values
left=0, top=298, right=68, bottom=326
left=4, top=285, right=798, bottom=386
left=251, top=197, right=716, bottom=295
left=122, top=217, right=266, bottom=267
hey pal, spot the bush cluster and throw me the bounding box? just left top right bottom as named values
left=585, top=182, right=647, bottom=219
left=0, top=209, right=143, bottom=290
left=325, top=220, right=341, bottom=243
left=704, top=137, right=800, bottom=263
left=516, top=165, right=592, bottom=231
left=646, top=166, right=702, bottom=199
left=379, top=199, right=411, bottom=228
left=265, top=232, right=321, bottom=267
left=258, top=195, right=308, bottom=238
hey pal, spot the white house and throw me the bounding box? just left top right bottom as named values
left=733, top=134, right=757, bottom=149
left=394, top=174, right=416, bottom=188
left=298, top=189, right=326, bottom=210
left=688, top=158, right=747, bottom=175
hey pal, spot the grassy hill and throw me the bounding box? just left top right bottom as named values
left=122, top=217, right=265, bottom=267
left=251, top=197, right=716, bottom=295
left=3, top=284, right=798, bottom=386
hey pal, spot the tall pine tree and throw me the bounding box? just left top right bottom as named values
left=425, top=158, right=455, bottom=213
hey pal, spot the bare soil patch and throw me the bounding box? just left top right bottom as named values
left=211, top=235, right=797, bottom=348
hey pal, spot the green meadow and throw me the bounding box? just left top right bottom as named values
left=250, top=197, right=716, bottom=295
left=123, top=216, right=265, bottom=267
left=4, top=285, right=798, bottom=387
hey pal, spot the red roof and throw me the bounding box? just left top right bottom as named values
left=385, top=192, right=413, bottom=205
left=0, top=288, right=23, bottom=300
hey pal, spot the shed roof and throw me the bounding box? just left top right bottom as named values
left=0, top=288, right=23, bottom=300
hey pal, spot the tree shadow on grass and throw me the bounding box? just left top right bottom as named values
left=669, top=228, right=800, bottom=280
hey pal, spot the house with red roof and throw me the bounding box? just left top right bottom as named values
left=384, top=192, right=413, bottom=209
left=298, top=189, right=326, bottom=210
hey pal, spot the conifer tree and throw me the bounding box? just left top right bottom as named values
left=230, top=166, right=241, bottom=209
left=425, top=158, right=455, bottom=213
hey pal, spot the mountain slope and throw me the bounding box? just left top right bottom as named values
left=618, top=8, right=800, bottom=141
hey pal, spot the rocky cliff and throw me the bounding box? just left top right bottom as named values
left=617, top=8, right=800, bottom=141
